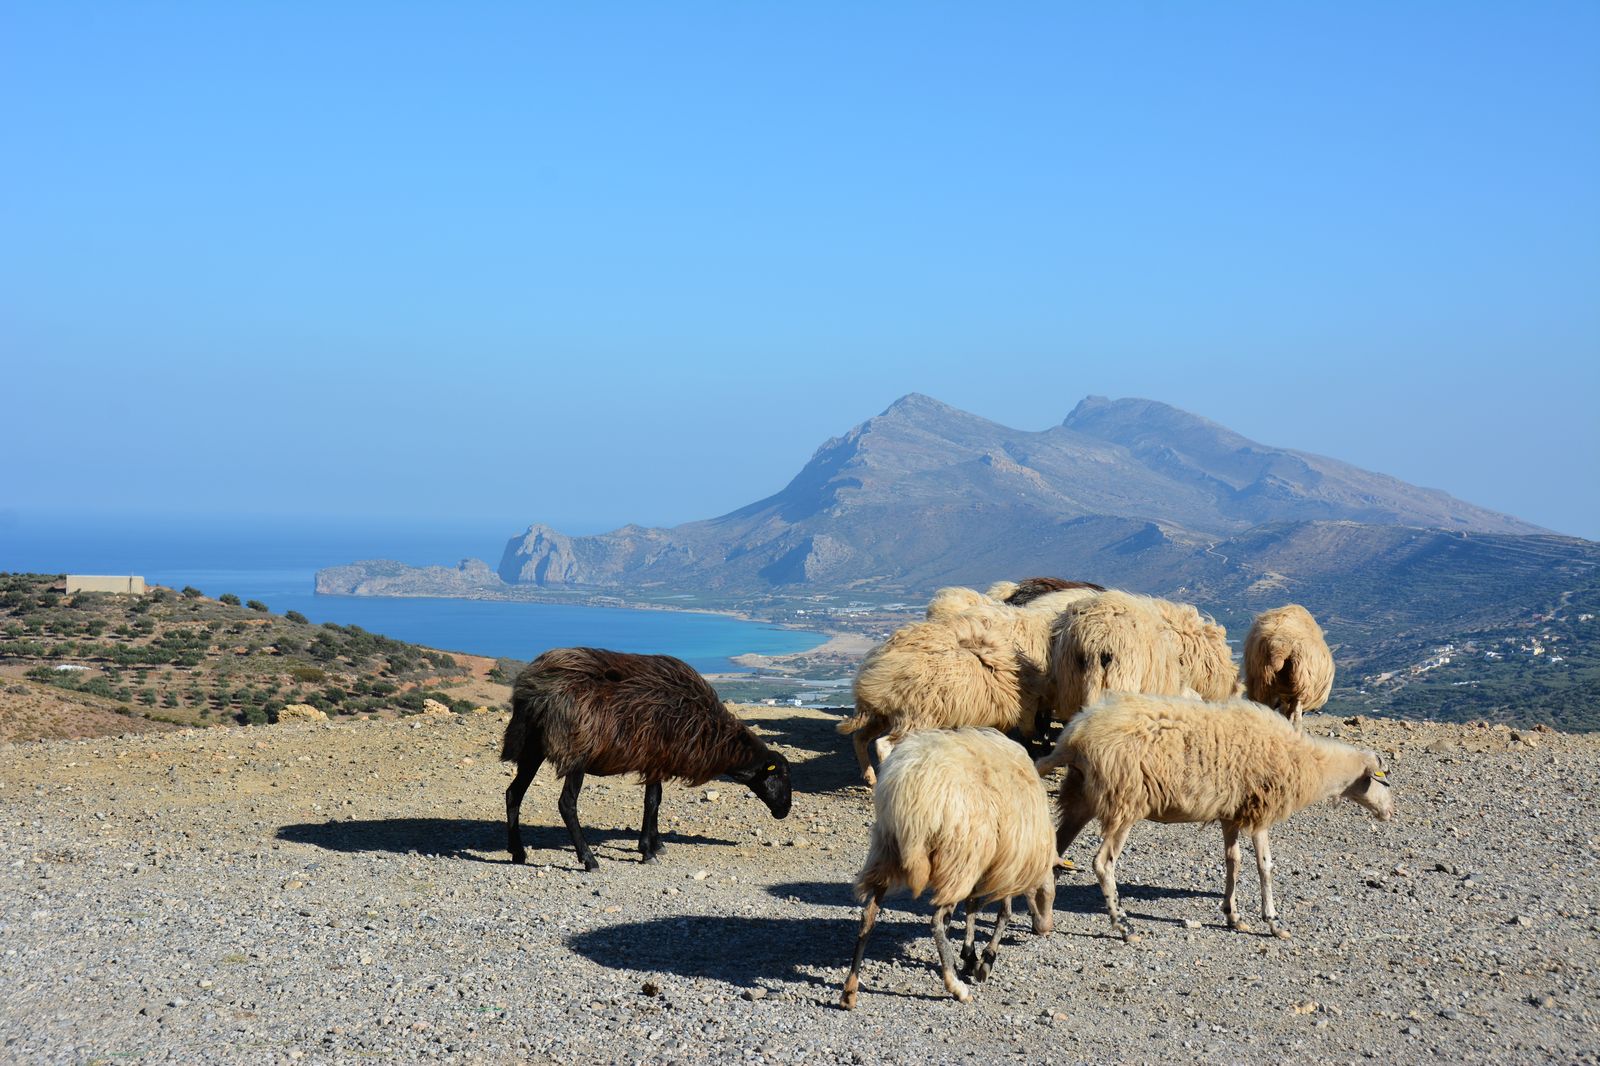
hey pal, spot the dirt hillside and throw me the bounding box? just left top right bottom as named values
left=0, top=709, right=1596, bottom=1064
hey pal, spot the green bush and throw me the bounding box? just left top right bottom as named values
left=219, top=593, right=241, bottom=607
left=246, top=600, right=268, bottom=612
left=284, top=610, right=309, bottom=625
left=289, top=665, right=325, bottom=683
left=181, top=586, right=203, bottom=599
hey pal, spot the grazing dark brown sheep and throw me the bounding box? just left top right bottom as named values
left=1003, top=577, right=1106, bottom=607
left=501, top=647, right=792, bottom=870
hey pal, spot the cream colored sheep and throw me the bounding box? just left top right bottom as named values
left=926, top=585, right=993, bottom=622
left=983, top=580, right=1021, bottom=603
left=1044, top=693, right=1393, bottom=940
left=1042, top=591, right=1184, bottom=750
left=838, top=616, right=1022, bottom=785
left=1042, top=591, right=1239, bottom=747
left=1245, top=604, right=1335, bottom=728
left=1152, top=598, right=1241, bottom=702
left=840, top=728, right=1056, bottom=1009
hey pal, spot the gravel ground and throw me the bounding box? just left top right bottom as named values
left=0, top=707, right=1596, bottom=1064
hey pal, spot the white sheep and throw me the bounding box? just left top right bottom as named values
left=838, top=615, right=1021, bottom=785
left=1244, top=604, right=1335, bottom=728
left=840, top=728, right=1056, bottom=1009
left=1042, top=590, right=1183, bottom=749
left=1042, top=693, right=1393, bottom=940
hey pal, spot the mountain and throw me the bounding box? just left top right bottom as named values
left=488, top=393, right=1545, bottom=594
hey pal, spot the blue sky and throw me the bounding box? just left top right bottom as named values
left=4, top=3, right=1597, bottom=539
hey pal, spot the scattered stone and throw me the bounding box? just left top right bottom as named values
left=277, top=704, right=327, bottom=723
left=742, top=988, right=767, bottom=1001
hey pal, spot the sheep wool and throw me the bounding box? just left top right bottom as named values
left=840, top=728, right=1056, bottom=1009
left=1045, top=693, right=1392, bottom=940
left=1244, top=604, right=1335, bottom=727
left=501, top=647, right=792, bottom=870
left=838, top=616, right=1023, bottom=785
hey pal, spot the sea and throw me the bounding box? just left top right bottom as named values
left=0, top=514, right=826, bottom=673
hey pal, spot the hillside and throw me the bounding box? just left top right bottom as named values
left=1, top=709, right=1594, bottom=1062
left=0, top=573, right=515, bottom=743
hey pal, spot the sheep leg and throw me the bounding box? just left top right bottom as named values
left=557, top=771, right=599, bottom=872
left=959, top=898, right=980, bottom=976
left=931, top=903, right=971, bottom=1002
left=839, top=888, right=884, bottom=1011
left=504, top=743, right=545, bottom=865
left=974, top=897, right=1011, bottom=983
left=639, top=780, right=664, bottom=861
left=1094, top=819, right=1136, bottom=941
left=1289, top=700, right=1303, bottom=730
left=1054, top=769, right=1095, bottom=858
left=1221, top=821, right=1249, bottom=932
left=851, top=729, right=879, bottom=787
left=1253, top=827, right=1290, bottom=938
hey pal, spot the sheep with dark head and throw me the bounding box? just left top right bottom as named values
left=501, top=647, right=792, bottom=870
left=1245, top=604, right=1335, bottom=728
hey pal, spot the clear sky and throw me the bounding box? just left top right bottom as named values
left=5, top=3, right=1597, bottom=540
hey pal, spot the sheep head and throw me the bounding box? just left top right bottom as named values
left=729, top=750, right=793, bottom=819
left=1342, top=753, right=1394, bottom=822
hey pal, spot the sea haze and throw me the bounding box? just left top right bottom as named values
left=0, top=514, right=825, bottom=672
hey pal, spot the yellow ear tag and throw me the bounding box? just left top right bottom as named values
left=765, top=764, right=777, bottom=772
left=1373, top=770, right=1386, bottom=779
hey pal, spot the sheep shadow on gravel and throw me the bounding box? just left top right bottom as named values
left=567, top=914, right=938, bottom=999
left=766, top=879, right=1224, bottom=938
left=276, top=817, right=735, bottom=865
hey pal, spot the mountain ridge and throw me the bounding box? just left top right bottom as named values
left=484, top=393, right=1547, bottom=594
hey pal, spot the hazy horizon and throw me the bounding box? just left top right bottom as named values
left=6, top=6, right=1597, bottom=539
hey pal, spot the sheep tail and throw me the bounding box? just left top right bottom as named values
left=835, top=708, right=872, bottom=736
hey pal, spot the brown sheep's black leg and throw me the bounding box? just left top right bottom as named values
left=504, top=745, right=544, bottom=866
left=640, top=780, right=664, bottom=862
left=558, top=771, right=599, bottom=871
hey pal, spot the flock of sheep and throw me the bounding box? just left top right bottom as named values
left=499, top=578, right=1394, bottom=1012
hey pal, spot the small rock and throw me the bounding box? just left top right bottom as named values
left=1182, top=919, right=1203, bottom=931
left=1529, top=993, right=1555, bottom=1008
left=1291, top=1000, right=1319, bottom=1015
left=1510, top=914, right=1533, bottom=928
left=743, top=988, right=767, bottom=1001
left=702, top=790, right=720, bottom=802
left=790, top=836, right=810, bottom=848
left=691, top=870, right=710, bottom=881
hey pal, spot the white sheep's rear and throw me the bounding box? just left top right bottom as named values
left=839, top=728, right=1056, bottom=1010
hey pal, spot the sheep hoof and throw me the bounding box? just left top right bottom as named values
left=1229, top=919, right=1251, bottom=933
left=510, top=850, right=527, bottom=865
left=959, top=950, right=978, bottom=977
left=1271, top=924, right=1292, bottom=939
left=974, top=959, right=994, bottom=983
left=581, top=858, right=600, bottom=872
left=946, top=978, right=971, bottom=1002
